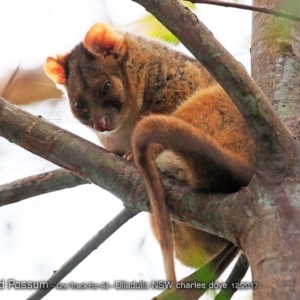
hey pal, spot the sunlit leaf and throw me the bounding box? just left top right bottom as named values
left=138, top=1, right=197, bottom=44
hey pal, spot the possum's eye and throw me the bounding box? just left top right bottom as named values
left=102, top=81, right=111, bottom=96
left=73, top=101, right=83, bottom=110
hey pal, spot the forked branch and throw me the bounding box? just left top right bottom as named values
left=0, top=97, right=254, bottom=244
left=132, top=0, right=299, bottom=174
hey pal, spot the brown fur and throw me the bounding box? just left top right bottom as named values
left=132, top=86, right=255, bottom=281
left=44, top=23, right=255, bottom=283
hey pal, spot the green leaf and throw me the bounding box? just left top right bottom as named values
left=138, top=1, right=197, bottom=44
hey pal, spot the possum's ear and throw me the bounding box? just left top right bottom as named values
left=44, top=56, right=67, bottom=84
left=84, top=22, right=127, bottom=58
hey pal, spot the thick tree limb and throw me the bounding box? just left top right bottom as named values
left=0, top=97, right=255, bottom=244
left=0, top=97, right=149, bottom=210
left=251, top=0, right=300, bottom=142
left=186, top=0, right=300, bottom=23
left=27, top=207, right=139, bottom=300
left=0, top=169, right=88, bottom=206
left=132, top=0, right=299, bottom=176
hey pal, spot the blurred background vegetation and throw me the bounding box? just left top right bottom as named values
left=0, top=0, right=197, bottom=105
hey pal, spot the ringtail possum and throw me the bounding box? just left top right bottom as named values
left=44, top=23, right=255, bottom=284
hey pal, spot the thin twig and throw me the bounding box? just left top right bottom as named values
left=187, top=0, right=300, bottom=22
left=154, top=244, right=239, bottom=300
left=215, top=253, right=249, bottom=300
left=26, top=207, right=139, bottom=300
left=0, top=169, right=88, bottom=206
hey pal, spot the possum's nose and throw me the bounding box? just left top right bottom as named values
left=94, top=116, right=110, bottom=132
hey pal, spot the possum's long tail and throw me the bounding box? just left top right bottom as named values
left=131, top=114, right=254, bottom=283
left=132, top=126, right=177, bottom=283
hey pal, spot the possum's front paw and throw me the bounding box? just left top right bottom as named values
left=123, top=152, right=133, bottom=161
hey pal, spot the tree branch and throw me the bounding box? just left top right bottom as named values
left=0, top=97, right=256, bottom=244
left=251, top=0, right=300, bottom=143
left=132, top=0, right=299, bottom=175
left=0, top=169, right=88, bottom=206
left=27, top=207, right=139, bottom=300
left=186, top=0, right=300, bottom=23
left=154, top=244, right=239, bottom=300
left=215, top=253, right=249, bottom=300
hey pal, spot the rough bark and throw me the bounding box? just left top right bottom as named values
left=252, top=0, right=300, bottom=140
left=249, top=1, right=300, bottom=298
